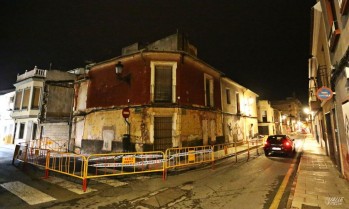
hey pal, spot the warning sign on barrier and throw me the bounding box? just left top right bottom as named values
left=188, top=150, right=195, bottom=162
left=122, top=156, right=135, bottom=164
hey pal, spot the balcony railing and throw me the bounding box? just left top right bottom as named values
left=328, top=21, right=341, bottom=52
left=17, top=67, right=46, bottom=82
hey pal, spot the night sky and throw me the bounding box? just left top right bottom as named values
left=0, top=0, right=316, bottom=104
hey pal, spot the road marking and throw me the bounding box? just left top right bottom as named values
left=0, top=181, right=56, bottom=205
left=43, top=176, right=97, bottom=194
left=269, top=163, right=295, bottom=209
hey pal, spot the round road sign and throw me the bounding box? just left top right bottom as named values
left=316, top=86, right=333, bottom=101
left=122, top=107, right=130, bottom=118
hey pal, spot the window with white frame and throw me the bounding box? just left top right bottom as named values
left=151, top=61, right=177, bottom=103
left=204, top=74, right=214, bottom=107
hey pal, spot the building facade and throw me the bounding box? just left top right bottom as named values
left=73, top=33, right=258, bottom=154
left=271, top=97, right=303, bottom=134
left=257, top=100, right=276, bottom=136
left=12, top=66, right=75, bottom=149
left=309, top=0, right=349, bottom=177
left=221, top=77, right=258, bottom=144
left=0, top=90, right=15, bottom=144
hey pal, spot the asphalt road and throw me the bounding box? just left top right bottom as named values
left=0, top=138, right=303, bottom=209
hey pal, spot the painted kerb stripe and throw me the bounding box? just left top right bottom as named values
left=43, top=176, right=97, bottom=194
left=0, top=181, right=56, bottom=205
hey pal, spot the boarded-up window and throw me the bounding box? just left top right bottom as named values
left=22, top=88, right=30, bottom=109
left=154, top=66, right=172, bottom=103
left=14, top=90, right=22, bottom=110
left=31, top=87, right=41, bottom=109
left=154, top=117, right=172, bottom=151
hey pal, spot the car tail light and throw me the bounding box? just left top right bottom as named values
left=284, top=141, right=291, bottom=147
left=264, top=141, right=270, bottom=147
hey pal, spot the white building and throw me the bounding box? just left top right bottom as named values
left=220, top=77, right=259, bottom=143
left=0, top=90, right=15, bottom=144
left=12, top=66, right=75, bottom=148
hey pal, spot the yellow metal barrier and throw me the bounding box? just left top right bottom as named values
left=45, top=150, right=87, bottom=190
left=12, top=142, right=263, bottom=192
left=85, top=151, right=166, bottom=190
left=165, top=145, right=213, bottom=177
left=212, top=142, right=238, bottom=162
left=30, top=137, right=68, bottom=152
left=26, top=147, right=50, bottom=168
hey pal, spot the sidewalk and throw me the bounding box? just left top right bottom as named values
left=290, top=136, right=349, bottom=209
left=0, top=143, right=15, bottom=150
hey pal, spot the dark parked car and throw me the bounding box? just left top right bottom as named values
left=263, top=135, right=295, bottom=157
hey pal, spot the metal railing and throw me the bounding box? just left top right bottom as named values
left=13, top=141, right=263, bottom=192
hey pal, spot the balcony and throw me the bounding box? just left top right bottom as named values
left=328, top=21, right=341, bottom=52
left=308, top=83, right=321, bottom=111
left=17, top=66, right=46, bottom=82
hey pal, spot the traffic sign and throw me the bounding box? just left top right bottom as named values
left=316, top=86, right=333, bottom=101
left=122, top=107, right=130, bottom=118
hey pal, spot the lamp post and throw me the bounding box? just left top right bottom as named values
left=115, top=61, right=131, bottom=84
left=303, top=107, right=312, bottom=134
left=115, top=61, right=132, bottom=151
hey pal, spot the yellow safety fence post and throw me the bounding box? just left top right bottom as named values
left=211, top=145, right=215, bottom=170
left=44, top=150, right=50, bottom=179
left=83, top=156, right=88, bottom=192
left=235, top=142, right=238, bottom=163
left=24, top=144, right=28, bottom=163
left=247, top=138, right=250, bottom=161
left=163, top=150, right=167, bottom=181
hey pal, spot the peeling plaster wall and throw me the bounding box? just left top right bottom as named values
left=76, top=82, right=88, bottom=111
left=79, top=107, right=223, bottom=153
left=84, top=111, right=121, bottom=141
left=77, top=50, right=225, bottom=153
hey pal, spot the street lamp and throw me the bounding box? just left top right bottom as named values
left=115, top=61, right=131, bottom=84
left=303, top=107, right=312, bottom=134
